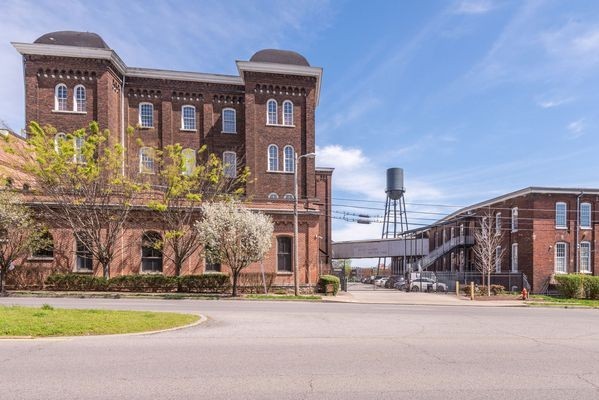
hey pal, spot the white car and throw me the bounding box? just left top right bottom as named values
left=374, top=277, right=389, bottom=287
left=410, top=278, right=447, bottom=292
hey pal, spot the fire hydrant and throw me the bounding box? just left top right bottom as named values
left=521, top=288, right=528, bottom=300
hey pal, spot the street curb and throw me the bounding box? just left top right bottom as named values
left=0, top=314, right=207, bottom=340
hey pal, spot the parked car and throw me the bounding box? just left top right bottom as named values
left=410, top=278, right=447, bottom=293
left=374, top=277, right=389, bottom=287
left=385, top=275, right=405, bottom=288
left=394, top=281, right=408, bottom=291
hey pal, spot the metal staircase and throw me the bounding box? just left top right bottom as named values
left=410, top=235, right=474, bottom=271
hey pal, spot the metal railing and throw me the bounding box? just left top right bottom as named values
left=408, top=235, right=474, bottom=270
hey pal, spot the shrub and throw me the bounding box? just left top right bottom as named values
left=178, top=274, right=231, bottom=294
left=490, top=285, right=505, bottom=295
left=318, top=275, right=340, bottom=295
left=45, top=273, right=108, bottom=291
left=582, top=275, right=599, bottom=300
left=555, top=274, right=584, bottom=299
left=108, top=275, right=178, bottom=292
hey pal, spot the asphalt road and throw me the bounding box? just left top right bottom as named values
left=1, top=297, right=599, bottom=400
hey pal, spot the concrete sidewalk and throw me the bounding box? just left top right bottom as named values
left=322, top=288, right=526, bottom=307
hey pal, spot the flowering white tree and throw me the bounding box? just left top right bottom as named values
left=196, top=201, right=274, bottom=296
left=472, top=211, right=504, bottom=296
left=0, top=191, right=47, bottom=295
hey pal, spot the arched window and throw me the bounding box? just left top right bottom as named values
left=73, top=136, right=86, bottom=164
left=55, top=83, right=67, bottom=111
left=139, top=147, right=155, bottom=174
left=283, top=100, right=293, bottom=126
left=267, top=99, right=278, bottom=125
left=32, top=231, right=54, bottom=259
left=267, top=144, right=278, bottom=171
left=181, top=105, right=196, bottom=130
left=283, top=193, right=294, bottom=200
left=75, top=233, right=93, bottom=272
left=222, top=108, right=236, bottom=133
left=223, top=151, right=237, bottom=178
left=182, top=148, right=196, bottom=176
left=283, top=145, right=294, bottom=172
left=74, top=85, right=86, bottom=112
left=139, top=102, right=154, bottom=128
left=141, top=231, right=163, bottom=273
left=268, top=193, right=279, bottom=200
left=277, top=236, right=292, bottom=272
left=54, top=132, right=66, bottom=153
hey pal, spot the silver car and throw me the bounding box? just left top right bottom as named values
left=410, top=278, right=447, bottom=292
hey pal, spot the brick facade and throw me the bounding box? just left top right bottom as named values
left=9, top=31, right=331, bottom=286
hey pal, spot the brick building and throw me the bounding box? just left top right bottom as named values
left=7, top=31, right=332, bottom=286
left=419, top=187, right=599, bottom=292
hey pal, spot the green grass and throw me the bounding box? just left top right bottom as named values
left=528, top=295, right=599, bottom=308
left=245, top=294, right=322, bottom=301
left=0, top=305, right=199, bottom=337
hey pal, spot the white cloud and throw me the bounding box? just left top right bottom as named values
left=454, top=0, right=495, bottom=15
left=567, top=119, right=585, bottom=138
left=537, top=97, right=573, bottom=108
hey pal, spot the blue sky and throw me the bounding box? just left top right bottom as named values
left=2, top=0, right=599, bottom=264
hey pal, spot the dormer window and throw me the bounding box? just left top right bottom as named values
left=55, top=84, right=67, bottom=111
left=267, top=99, right=278, bottom=125
left=74, top=85, right=86, bottom=112
left=139, top=103, right=154, bottom=128
left=222, top=108, right=236, bottom=133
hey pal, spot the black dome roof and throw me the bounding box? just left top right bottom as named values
left=250, top=49, right=309, bottom=66
left=34, top=31, right=109, bottom=49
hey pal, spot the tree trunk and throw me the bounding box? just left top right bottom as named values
left=487, top=270, right=491, bottom=296
left=0, top=267, right=6, bottom=296
left=175, top=260, right=182, bottom=292
left=102, top=261, right=110, bottom=279
left=232, top=270, right=239, bottom=297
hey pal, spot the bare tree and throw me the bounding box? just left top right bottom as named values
left=8, top=122, right=143, bottom=278
left=0, top=191, right=47, bottom=295
left=196, top=201, right=273, bottom=296
left=147, top=144, right=248, bottom=279
left=472, top=211, right=504, bottom=296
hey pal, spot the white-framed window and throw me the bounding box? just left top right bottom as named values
left=556, top=202, right=567, bottom=229
left=222, top=108, right=236, bottom=133
left=182, top=148, right=196, bottom=176
left=283, top=193, right=294, bottom=200
left=73, top=136, right=85, bottom=164
left=54, top=132, right=66, bottom=153
left=268, top=144, right=278, bottom=171
left=283, top=100, right=293, bottom=126
left=181, top=105, right=196, bottom=130
left=511, top=207, right=518, bottom=232
left=555, top=242, right=567, bottom=273
left=75, top=233, right=93, bottom=272
left=495, top=212, right=502, bottom=235
left=139, top=147, right=155, bottom=174
left=511, top=243, right=518, bottom=272
left=283, top=145, right=294, bottom=172
left=139, top=103, right=154, bottom=128
left=223, top=151, right=237, bottom=178
left=267, top=99, right=278, bottom=125
left=74, top=85, right=86, bottom=112
left=495, top=246, right=501, bottom=272
left=580, top=202, right=591, bottom=229
left=580, top=241, right=591, bottom=273
left=268, top=193, right=279, bottom=200
left=55, top=83, right=67, bottom=111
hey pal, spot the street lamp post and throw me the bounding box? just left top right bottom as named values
left=294, top=151, right=316, bottom=296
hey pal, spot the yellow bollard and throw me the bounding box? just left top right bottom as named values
left=470, top=281, right=474, bottom=300
left=456, top=281, right=459, bottom=297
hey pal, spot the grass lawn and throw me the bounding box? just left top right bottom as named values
left=0, top=305, right=199, bottom=337
left=244, top=294, right=322, bottom=301
left=528, top=295, right=599, bottom=308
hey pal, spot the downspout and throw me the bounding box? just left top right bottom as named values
left=576, top=192, right=583, bottom=273
left=121, top=75, right=126, bottom=176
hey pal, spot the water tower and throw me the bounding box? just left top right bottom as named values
left=378, top=168, right=409, bottom=274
